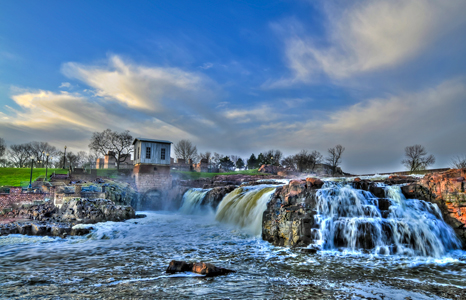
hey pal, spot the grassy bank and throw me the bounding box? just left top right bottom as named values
left=0, top=168, right=69, bottom=187
left=171, top=169, right=264, bottom=180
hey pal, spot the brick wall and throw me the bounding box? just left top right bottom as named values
left=133, top=164, right=172, bottom=193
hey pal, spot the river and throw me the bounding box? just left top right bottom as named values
left=1, top=182, right=466, bottom=299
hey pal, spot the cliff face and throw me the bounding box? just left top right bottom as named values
left=413, top=169, right=466, bottom=246
left=262, top=178, right=323, bottom=247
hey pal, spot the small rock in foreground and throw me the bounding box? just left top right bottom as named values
left=166, top=260, right=235, bottom=277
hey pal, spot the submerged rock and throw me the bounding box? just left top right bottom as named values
left=166, top=260, right=235, bottom=277
left=0, top=221, right=92, bottom=238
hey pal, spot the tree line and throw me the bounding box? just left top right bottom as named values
left=1, top=130, right=465, bottom=173
left=0, top=138, right=97, bottom=169
left=173, top=138, right=345, bottom=174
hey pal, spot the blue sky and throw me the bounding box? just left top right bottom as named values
left=1, top=0, right=465, bottom=174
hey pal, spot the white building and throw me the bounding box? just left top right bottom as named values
left=132, top=138, right=171, bottom=166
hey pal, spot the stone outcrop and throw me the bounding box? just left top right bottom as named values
left=104, top=183, right=139, bottom=207
left=407, top=169, right=466, bottom=247
left=258, top=164, right=286, bottom=175
left=0, top=198, right=136, bottom=238
left=262, top=178, right=323, bottom=247
left=201, top=186, right=237, bottom=209
left=60, top=198, right=135, bottom=223
left=166, top=260, right=235, bottom=277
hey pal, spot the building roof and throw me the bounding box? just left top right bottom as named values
left=132, top=137, right=173, bottom=145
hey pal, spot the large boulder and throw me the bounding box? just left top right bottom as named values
left=201, top=186, right=237, bottom=209
left=262, top=179, right=321, bottom=247
left=166, top=260, right=235, bottom=277
left=60, top=198, right=135, bottom=224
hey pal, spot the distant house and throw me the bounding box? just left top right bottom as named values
left=95, top=151, right=133, bottom=169
left=132, top=138, right=171, bottom=166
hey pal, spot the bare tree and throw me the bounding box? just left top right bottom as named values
left=8, top=143, right=31, bottom=167
left=0, top=138, right=5, bottom=157
left=27, top=141, right=58, bottom=167
left=281, top=156, right=297, bottom=170
left=211, top=152, right=222, bottom=168
left=66, top=151, right=79, bottom=169
left=326, top=145, right=345, bottom=175
left=89, top=129, right=133, bottom=170
left=230, top=155, right=239, bottom=165
left=264, top=149, right=283, bottom=166
left=309, top=150, right=323, bottom=172
left=294, top=150, right=312, bottom=172
left=174, top=139, right=198, bottom=163
left=402, top=144, right=435, bottom=173
left=451, top=154, right=466, bottom=169
left=198, top=151, right=212, bottom=162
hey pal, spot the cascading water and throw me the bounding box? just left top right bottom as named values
left=311, top=182, right=461, bottom=257
left=179, top=188, right=211, bottom=214
left=215, top=185, right=276, bottom=235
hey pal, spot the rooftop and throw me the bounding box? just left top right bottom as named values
left=133, top=137, right=172, bottom=145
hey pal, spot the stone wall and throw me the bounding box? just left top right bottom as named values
left=133, top=164, right=172, bottom=193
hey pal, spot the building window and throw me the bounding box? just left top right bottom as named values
left=161, top=148, right=166, bottom=160
left=136, top=147, right=139, bottom=159
left=146, top=147, right=151, bottom=159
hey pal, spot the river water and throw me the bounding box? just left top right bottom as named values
left=1, top=183, right=466, bottom=299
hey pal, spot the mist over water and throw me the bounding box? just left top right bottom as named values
left=1, top=183, right=466, bottom=299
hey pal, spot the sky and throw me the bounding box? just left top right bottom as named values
left=0, top=0, right=465, bottom=174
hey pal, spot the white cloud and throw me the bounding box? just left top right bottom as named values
left=224, top=105, right=282, bottom=123
left=59, top=82, right=71, bottom=89
left=277, top=0, right=466, bottom=82
left=62, top=56, right=213, bottom=112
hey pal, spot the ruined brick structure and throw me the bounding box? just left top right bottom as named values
left=193, top=158, right=209, bottom=173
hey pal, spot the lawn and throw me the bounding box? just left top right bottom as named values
left=0, top=168, right=69, bottom=187
left=171, top=169, right=265, bottom=180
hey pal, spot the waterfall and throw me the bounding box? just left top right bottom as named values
left=216, top=186, right=276, bottom=235
left=179, top=188, right=211, bottom=214
left=312, top=182, right=461, bottom=257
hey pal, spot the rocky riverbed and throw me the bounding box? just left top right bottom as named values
left=0, top=198, right=136, bottom=238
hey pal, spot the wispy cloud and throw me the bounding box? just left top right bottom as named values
left=271, top=0, right=466, bottom=85
left=59, top=82, right=71, bottom=89
left=199, top=62, right=213, bottom=70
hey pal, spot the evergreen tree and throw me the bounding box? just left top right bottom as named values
left=236, top=157, right=245, bottom=169
left=247, top=153, right=257, bottom=169
left=257, top=153, right=266, bottom=166
left=219, top=156, right=235, bottom=171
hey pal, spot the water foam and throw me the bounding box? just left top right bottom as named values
left=179, top=188, right=211, bottom=214
left=312, top=182, right=461, bottom=257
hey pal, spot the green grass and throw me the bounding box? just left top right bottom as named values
left=95, top=169, right=119, bottom=178
left=0, top=168, right=68, bottom=187
left=171, top=169, right=265, bottom=180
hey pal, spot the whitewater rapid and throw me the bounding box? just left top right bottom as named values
left=1, top=180, right=465, bottom=298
